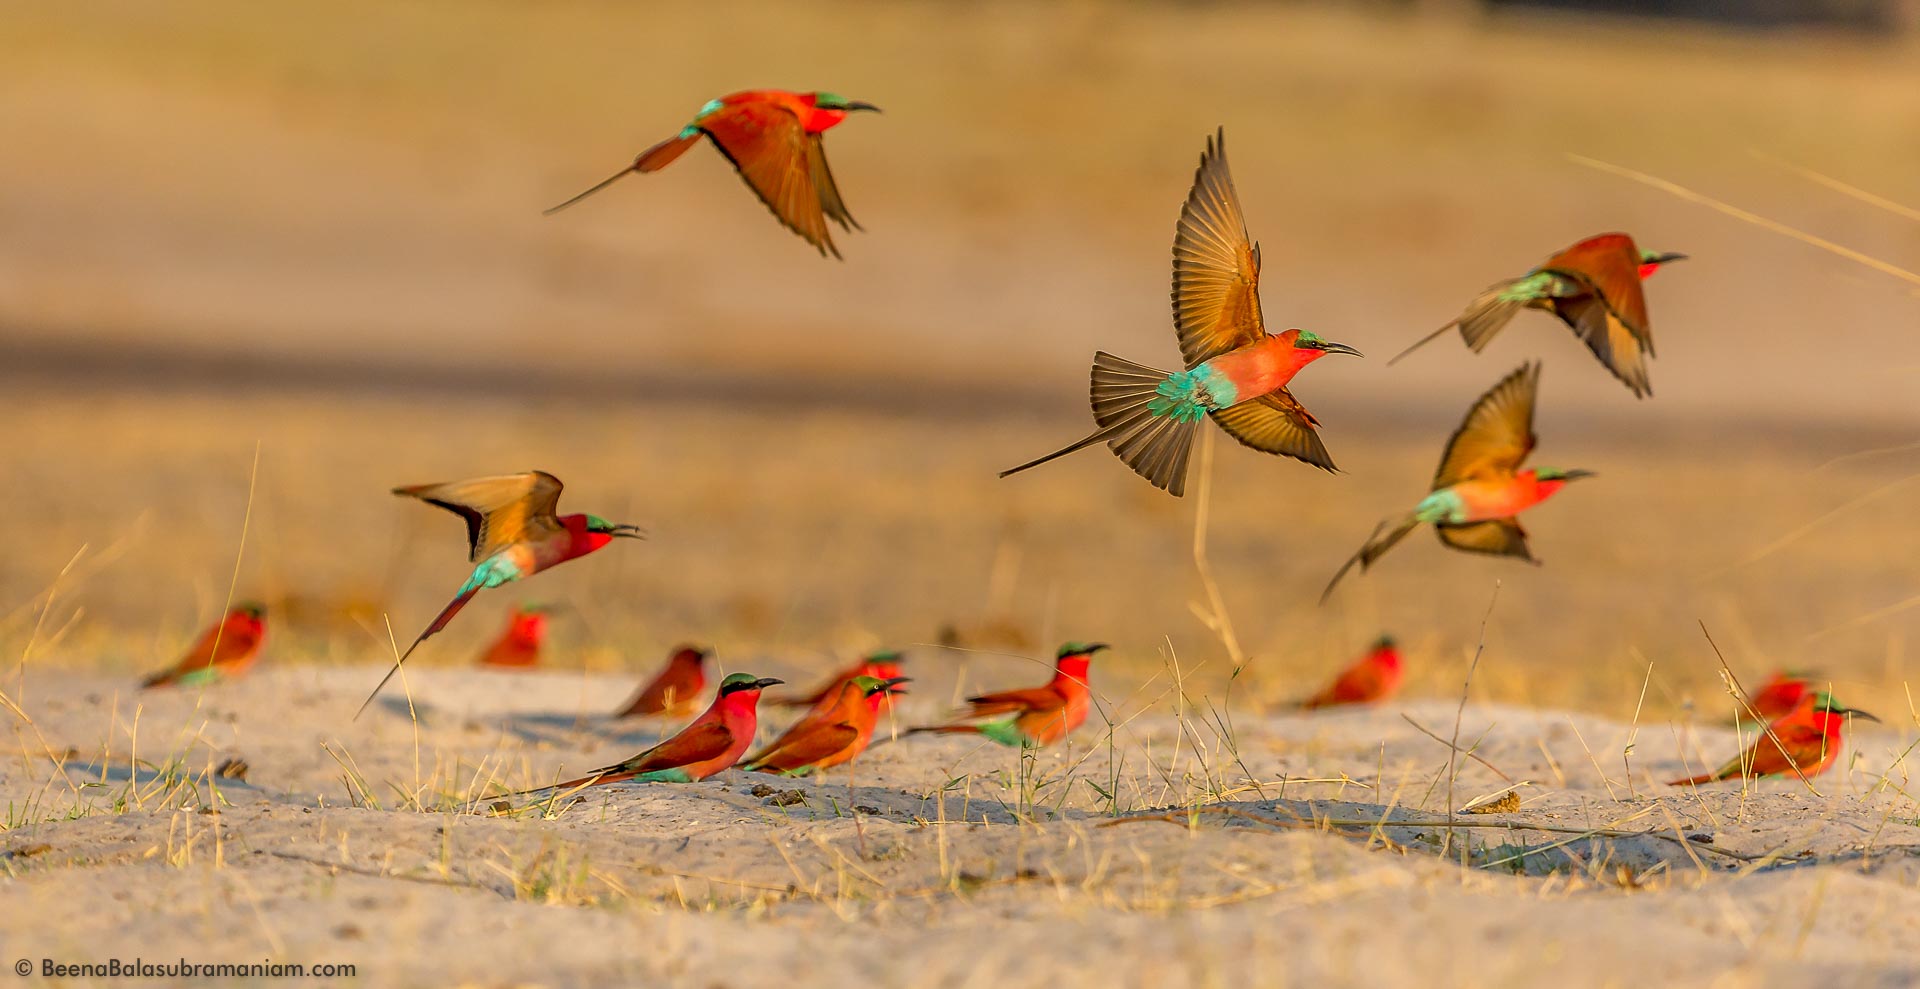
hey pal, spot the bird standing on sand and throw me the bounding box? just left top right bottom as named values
left=1669, top=693, right=1876, bottom=786
left=774, top=650, right=906, bottom=715
left=545, top=90, right=880, bottom=259
left=1000, top=130, right=1361, bottom=496
left=1322, top=363, right=1593, bottom=601
left=521, top=673, right=785, bottom=796
left=357, top=471, right=643, bottom=717
left=741, top=675, right=910, bottom=776
left=141, top=604, right=267, bottom=689
left=1386, top=232, right=1685, bottom=398
left=1300, top=636, right=1403, bottom=709
left=614, top=645, right=712, bottom=718
left=909, top=642, right=1106, bottom=748
left=477, top=605, right=552, bottom=669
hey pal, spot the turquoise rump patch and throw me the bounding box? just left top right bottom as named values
left=1147, top=365, right=1236, bottom=422
left=1414, top=488, right=1469, bottom=525
left=458, top=555, right=525, bottom=596
left=1498, top=271, right=1560, bottom=302
left=637, top=768, right=694, bottom=784
left=974, top=719, right=1035, bottom=748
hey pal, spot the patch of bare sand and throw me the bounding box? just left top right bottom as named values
left=5, top=666, right=1919, bottom=987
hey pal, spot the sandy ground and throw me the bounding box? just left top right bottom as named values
left=4, top=1, right=1920, bottom=985
left=4, top=666, right=1920, bottom=987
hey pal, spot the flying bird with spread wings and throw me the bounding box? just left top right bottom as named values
left=544, top=90, right=880, bottom=258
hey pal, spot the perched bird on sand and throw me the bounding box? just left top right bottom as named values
left=613, top=645, right=713, bottom=718
left=1300, top=636, right=1403, bottom=709
left=773, top=650, right=906, bottom=715
left=1746, top=670, right=1817, bottom=722
left=1669, top=693, right=1876, bottom=786
left=910, top=642, right=1106, bottom=748
left=1322, top=363, right=1592, bottom=602
left=1386, top=232, right=1685, bottom=398
left=522, top=674, right=784, bottom=795
left=741, top=675, right=910, bottom=776
left=545, top=90, right=880, bottom=258
left=476, top=605, right=553, bottom=669
left=1000, top=129, right=1360, bottom=496
left=141, top=604, right=267, bottom=689
left=357, top=471, right=643, bottom=718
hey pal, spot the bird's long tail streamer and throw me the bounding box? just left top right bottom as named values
left=353, top=587, right=479, bottom=720
left=1321, top=515, right=1420, bottom=604
left=1001, top=352, right=1202, bottom=496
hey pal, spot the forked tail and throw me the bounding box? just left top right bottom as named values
left=1320, top=515, right=1420, bottom=604
left=1386, top=281, right=1526, bottom=366
left=353, top=588, right=479, bottom=720
left=999, top=352, right=1203, bottom=496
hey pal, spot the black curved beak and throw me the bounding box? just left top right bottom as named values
left=847, top=101, right=882, bottom=113
left=1838, top=707, right=1881, bottom=723
left=1563, top=469, right=1597, bottom=481
left=1653, top=252, right=1689, bottom=265
left=610, top=524, right=646, bottom=540
left=752, top=677, right=786, bottom=691
left=879, top=676, right=912, bottom=694
left=1084, top=643, right=1112, bottom=655
left=1318, top=341, right=1364, bottom=359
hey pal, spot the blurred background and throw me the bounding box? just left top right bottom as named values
left=2, top=0, right=1915, bottom=710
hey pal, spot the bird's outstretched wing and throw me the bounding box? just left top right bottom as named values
left=1171, top=128, right=1266, bottom=369
left=1209, top=390, right=1336, bottom=472
left=1540, top=233, right=1655, bottom=397
left=1433, top=363, right=1539, bottom=489
left=699, top=102, right=844, bottom=258
left=392, top=471, right=565, bottom=563
left=1435, top=518, right=1533, bottom=561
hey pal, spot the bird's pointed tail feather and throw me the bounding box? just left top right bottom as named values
left=1321, top=515, right=1420, bottom=604
left=1000, top=352, right=1201, bottom=496
left=353, top=588, right=479, bottom=720
left=542, top=133, right=699, bottom=216
left=1386, top=280, right=1526, bottom=365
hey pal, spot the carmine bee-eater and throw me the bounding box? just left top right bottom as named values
left=741, top=675, right=910, bottom=776
left=1300, top=636, right=1403, bottom=709
left=1000, top=130, right=1360, bottom=496
left=477, top=605, right=552, bottom=669
left=522, top=673, right=784, bottom=794
left=1322, top=363, right=1592, bottom=602
left=773, top=649, right=906, bottom=715
left=909, top=642, right=1106, bottom=747
left=1747, top=670, right=1817, bottom=722
left=141, top=604, right=267, bottom=689
left=613, top=645, right=712, bottom=718
left=545, top=90, right=880, bottom=259
left=1668, top=693, right=1877, bottom=786
left=1387, top=233, right=1686, bottom=398
left=356, top=471, right=643, bottom=718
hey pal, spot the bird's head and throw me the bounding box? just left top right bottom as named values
left=1532, top=467, right=1595, bottom=493
left=1055, top=642, right=1108, bottom=678
left=1371, top=634, right=1398, bottom=653
left=510, top=606, right=550, bottom=639
left=718, top=673, right=784, bottom=698
left=1807, top=692, right=1879, bottom=733
left=855, top=675, right=912, bottom=697
left=572, top=514, right=645, bottom=550
left=862, top=649, right=906, bottom=679
left=1636, top=248, right=1687, bottom=280
left=231, top=602, right=268, bottom=622
left=804, top=92, right=881, bottom=133
left=1285, top=329, right=1364, bottom=363
left=671, top=644, right=713, bottom=668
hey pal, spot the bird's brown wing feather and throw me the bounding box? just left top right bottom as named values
left=392, top=471, right=565, bottom=563
left=1433, top=363, right=1539, bottom=489
left=699, top=103, right=839, bottom=258
left=1549, top=294, right=1653, bottom=398
left=748, top=721, right=860, bottom=771
left=1209, top=390, right=1336, bottom=472
left=1435, top=519, right=1533, bottom=561
left=806, top=137, right=859, bottom=233
left=964, top=686, right=1065, bottom=718
left=1171, top=128, right=1266, bottom=370
left=621, top=722, right=737, bottom=774
left=1539, top=233, right=1651, bottom=336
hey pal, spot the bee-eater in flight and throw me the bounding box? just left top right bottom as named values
left=741, top=675, right=910, bottom=776
left=1322, top=363, right=1593, bottom=602
left=614, top=645, right=712, bottom=718
left=1387, top=232, right=1685, bottom=398
left=1669, top=693, right=1876, bottom=786
left=1000, top=130, right=1360, bottom=496
left=520, top=673, right=784, bottom=796
left=544, top=90, right=880, bottom=259
left=773, top=649, right=906, bottom=715
left=477, top=605, right=552, bottom=669
left=1300, top=636, right=1403, bottom=709
left=356, top=471, right=643, bottom=718
left=141, top=604, right=267, bottom=689
left=1747, top=670, right=1817, bottom=722
left=910, top=642, right=1105, bottom=748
